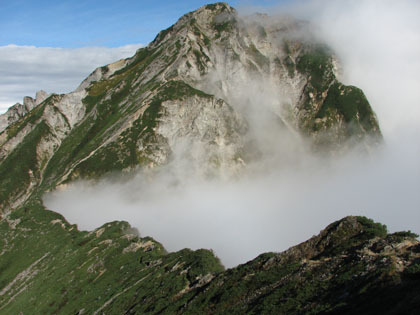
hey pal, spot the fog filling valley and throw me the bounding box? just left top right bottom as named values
left=44, top=1, right=420, bottom=267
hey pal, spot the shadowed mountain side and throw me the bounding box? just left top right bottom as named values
left=0, top=203, right=419, bottom=313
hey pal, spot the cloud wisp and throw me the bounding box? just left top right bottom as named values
left=44, top=1, right=420, bottom=268
left=254, top=0, right=420, bottom=137
left=0, top=44, right=142, bottom=113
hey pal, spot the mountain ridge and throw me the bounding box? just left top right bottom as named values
left=1, top=204, right=419, bottom=313
left=1, top=3, right=415, bottom=314
left=0, top=2, right=381, bottom=212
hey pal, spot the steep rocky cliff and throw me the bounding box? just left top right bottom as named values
left=0, top=2, right=381, bottom=213
left=0, top=3, right=409, bottom=314
left=0, top=90, right=49, bottom=133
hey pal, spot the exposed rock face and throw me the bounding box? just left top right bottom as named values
left=0, top=90, right=50, bottom=134
left=0, top=2, right=381, bottom=212
left=0, top=103, right=28, bottom=133
left=158, top=96, right=247, bottom=177
left=0, top=3, right=416, bottom=313
left=0, top=90, right=86, bottom=211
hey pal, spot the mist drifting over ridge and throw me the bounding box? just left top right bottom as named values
left=44, top=0, right=420, bottom=267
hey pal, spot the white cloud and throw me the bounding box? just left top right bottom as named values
left=43, top=0, right=420, bottom=268
left=44, top=135, right=420, bottom=268
left=0, top=43, right=143, bottom=113
left=241, top=0, right=420, bottom=136
left=304, top=0, right=420, bottom=137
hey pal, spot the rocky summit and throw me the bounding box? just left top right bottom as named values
left=0, top=2, right=381, bottom=213
left=0, top=2, right=417, bottom=314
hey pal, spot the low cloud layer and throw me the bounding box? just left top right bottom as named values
left=0, top=44, right=142, bottom=113
left=44, top=136, right=420, bottom=268
left=44, top=0, right=420, bottom=268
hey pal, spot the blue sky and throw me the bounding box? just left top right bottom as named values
left=0, top=0, right=287, bottom=48
left=1, top=0, right=418, bottom=124
left=1, top=0, right=420, bottom=245
left=0, top=0, right=231, bottom=47
left=0, top=0, right=290, bottom=111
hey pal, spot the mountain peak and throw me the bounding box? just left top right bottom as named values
left=150, top=1, right=236, bottom=48
left=0, top=2, right=381, bottom=210
left=0, top=3, right=418, bottom=314
left=275, top=216, right=389, bottom=265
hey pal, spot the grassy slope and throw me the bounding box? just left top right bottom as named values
left=0, top=7, right=394, bottom=313
left=1, top=205, right=419, bottom=314
left=294, top=44, right=381, bottom=143
left=0, top=121, right=51, bottom=209
left=0, top=202, right=223, bottom=314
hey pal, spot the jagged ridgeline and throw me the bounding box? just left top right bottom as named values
left=0, top=2, right=381, bottom=211
left=1, top=3, right=415, bottom=314
left=1, top=207, right=420, bottom=313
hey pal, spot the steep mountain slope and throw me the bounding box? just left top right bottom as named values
left=0, top=2, right=410, bottom=313
left=1, top=205, right=419, bottom=313
left=0, top=90, right=49, bottom=134
left=0, top=2, right=381, bottom=213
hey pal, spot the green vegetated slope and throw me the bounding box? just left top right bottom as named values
left=0, top=2, right=382, bottom=211
left=0, top=202, right=224, bottom=314
left=1, top=204, right=419, bottom=313
left=0, top=94, right=66, bottom=210
left=288, top=43, right=381, bottom=148
left=0, top=2, right=406, bottom=314
left=40, top=48, right=174, bottom=186
left=0, top=122, right=49, bottom=208
left=42, top=79, right=210, bottom=184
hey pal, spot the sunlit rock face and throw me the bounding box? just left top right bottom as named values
left=0, top=3, right=381, bottom=212
left=1, top=3, right=418, bottom=315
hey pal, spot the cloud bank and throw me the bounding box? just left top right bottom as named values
left=44, top=0, right=420, bottom=268
left=0, top=44, right=142, bottom=113
left=248, top=0, right=420, bottom=137
left=44, top=135, right=420, bottom=268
